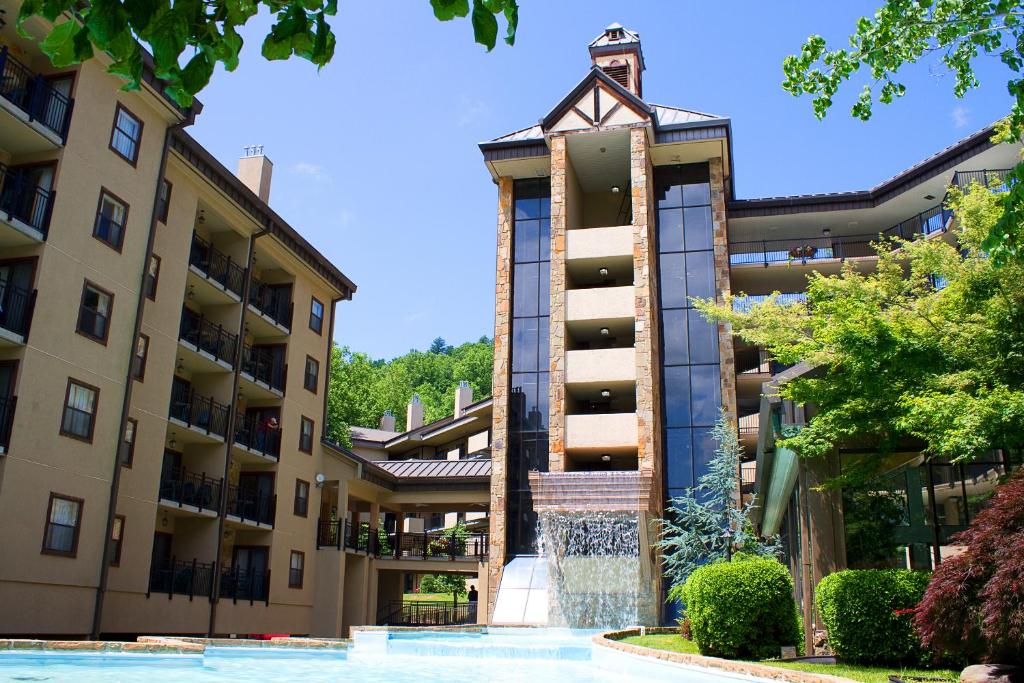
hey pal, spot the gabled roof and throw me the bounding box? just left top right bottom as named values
left=540, top=66, right=651, bottom=131
left=588, top=23, right=641, bottom=49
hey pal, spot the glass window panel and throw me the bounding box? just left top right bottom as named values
left=51, top=497, right=79, bottom=525
left=69, top=383, right=96, bottom=413
left=663, top=366, right=692, bottom=428
left=515, top=219, right=539, bottom=263
left=685, top=251, right=715, bottom=301
left=511, top=319, right=538, bottom=373
left=537, top=321, right=549, bottom=371
left=682, top=182, right=711, bottom=207
left=683, top=206, right=713, bottom=251
left=536, top=372, right=550, bottom=433
left=690, top=364, right=721, bottom=426
left=658, top=208, right=683, bottom=253
left=513, top=263, right=539, bottom=318
left=538, top=263, right=550, bottom=315
left=539, top=218, right=551, bottom=261
left=515, top=196, right=540, bottom=220
left=665, top=427, right=694, bottom=490
left=658, top=253, right=686, bottom=309
left=688, top=309, right=719, bottom=364
left=661, top=309, right=689, bottom=366
left=693, top=426, right=719, bottom=475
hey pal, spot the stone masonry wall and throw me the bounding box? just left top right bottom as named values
left=710, top=157, right=737, bottom=427
left=547, top=136, right=567, bottom=472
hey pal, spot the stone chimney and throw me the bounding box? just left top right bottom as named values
left=237, top=145, right=273, bottom=204
left=454, top=380, right=473, bottom=417
left=406, top=394, right=424, bottom=431
left=588, top=23, right=645, bottom=98
left=379, top=409, right=396, bottom=432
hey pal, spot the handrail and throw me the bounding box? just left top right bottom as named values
left=220, top=565, right=271, bottom=605
left=0, top=163, right=55, bottom=237
left=376, top=599, right=477, bottom=626
left=0, top=278, right=36, bottom=338
left=0, top=46, right=74, bottom=141
left=179, top=307, right=238, bottom=366
left=226, top=484, right=276, bottom=526
left=189, top=233, right=245, bottom=297
left=240, top=343, right=285, bottom=391
left=168, top=379, right=230, bottom=438
left=732, top=292, right=806, bottom=313
left=234, top=412, right=281, bottom=459
left=0, top=395, right=16, bottom=452
left=148, top=558, right=215, bottom=600
left=158, top=466, right=223, bottom=512
left=248, top=277, right=293, bottom=330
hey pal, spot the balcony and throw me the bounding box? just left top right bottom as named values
left=219, top=565, right=270, bottom=605
left=0, top=163, right=54, bottom=245
left=158, top=466, right=222, bottom=516
left=565, top=412, right=638, bottom=451
left=178, top=307, right=237, bottom=370
left=188, top=233, right=245, bottom=302
left=0, top=395, right=15, bottom=454
left=226, top=485, right=275, bottom=528
left=233, top=412, right=281, bottom=462
left=566, top=225, right=633, bottom=261
left=168, top=381, right=230, bottom=441
left=0, top=281, right=35, bottom=345
left=732, top=292, right=806, bottom=313
left=315, top=519, right=490, bottom=562
left=565, top=285, right=633, bottom=323
left=148, top=559, right=215, bottom=599
left=247, top=278, right=292, bottom=334
left=0, top=47, right=73, bottom=150
left=565, top=347, right=635, bottom=386
left=239, top=343, right=285, bottom=396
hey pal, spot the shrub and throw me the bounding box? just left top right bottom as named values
left=915, top=468, right=1024, bottom=665
left=816, top=569, right=930, bottom=665
left=418, top=574, right=438, bottom=593
left=683, top=553, right=802, bottom=660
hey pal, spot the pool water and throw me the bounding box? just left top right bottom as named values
left=0, top=629, right=761, bottom=683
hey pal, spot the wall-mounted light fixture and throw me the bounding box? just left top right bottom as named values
left=601, top=454, right=611, bottom=462
left=600, top=388, right=611, bottom=398
left=600, top=327, right=610, bottom=337
left=598, top=267, right=609, bottom=277
left=611, top=185, right=621, bottom=194
left=315, top=473, right=326, bottom=488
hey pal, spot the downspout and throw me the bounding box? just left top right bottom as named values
left=208, top=228, right=264, bottom=636
left=320, top=297, right=342, bottom=441
left=91, top=111, right=196, bottom=640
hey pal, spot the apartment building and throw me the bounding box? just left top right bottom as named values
left=479, top=23, right=1023, bottom=626
left=0, top=10, right=365, bottom=638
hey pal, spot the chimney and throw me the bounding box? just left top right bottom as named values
left=588, top=23, right=645, bottom=98
left=406, top=394, right=424, bottom=431
left=237, top=145, right=273, bottom=204
left=454, top=380, right=473, bottom=417
left=379, top=409, right=396, bottom=432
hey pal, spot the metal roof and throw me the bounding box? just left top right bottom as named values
left=588, top=23, right=641, bottom=49
left=651, top=105, right=725, bottom=127
left=375, top=459, right=492, bottom=479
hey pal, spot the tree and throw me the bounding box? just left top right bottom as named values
left=16, top=0, right=519, bottom=107
left=782, top=1, right=1024, bottom=263
left=656, top=412, right=781, bottom=602
left=431, top=573, right=469, bottom=604
left=694, top=184, right=1024, bottom=470
left=429, top=337, right=453, bottom=355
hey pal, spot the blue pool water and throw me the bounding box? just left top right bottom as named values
left=0, top=629, right=765, bottom=682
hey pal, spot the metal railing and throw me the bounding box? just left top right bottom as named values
left=158, top=466, right=222, bottom=512
left=240, top=343, right=285, bottom=391
left=148, top=558, right=215, bottom=599
left=0, top=47, right=74, bottom=141
left=248, top=278, right=293, bottom=330
left=732, top=292, right=806, bottom=313
left=179, top=307, right=238, bottom=366
left=0, top=163, right=55, bottom=237
left=220, top=565, right=270, bottom=605
left=952, top=168, right=1011, bottom=191
left=0, top=280, right=35, bottom=339
left=234, top=412, right=281, bottom=459
left=314, top=519, right=490, bottom=560
left=226, top=485, right=276, bottom=526
left=0, top=395, right=15, bottom=452
left=168, top=380, right=230, bottom=438
left=189, top=233, right=245, bottom=297
left=376, top=600, right=477, bottom=626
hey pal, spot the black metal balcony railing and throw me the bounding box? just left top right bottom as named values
left=168, top=381, right=230, bottom=438
left=226, top=484, right=276, bottom=526
left=148, top=558, right=215, bottom=599
left=234, top=412, right=281, bottom=459
left=179, top=307, right=238, bottom=366
left=376, top=600, right=477, bottom=626
left=0, top=395, right=16, bottom=452
left=240, top=343, right=285, bottom=392
left=220, top=565, right=270, bottom=605
left=0, top=47, right=74, bottom=141
left=0, top=280, right=36, bottom=339
left=952, top=168, right=1011, bottom=191
left=732, top=292, right=806, bottom=313
left=189, top=233, right=245, bottom=297
left=159, top=466, right=223, bottom=512
left=0, top=163, right=55, bottom=238
left=315, top=519, right=489, bottom=560
left=248, top=279, right=293, bottom=330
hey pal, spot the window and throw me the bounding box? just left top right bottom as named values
left=288, top=550, right=305, bottom=588
left=61, top=379, right=99, bottom=442
left=309, top=297, right=324, bottom=334
left=109, top=103, right=142, bottom=164
left=121, top=417, right=137, bottom=466
left=294, top=479, right=309, bottom=517
left=156, top=179, right=172, bottom=223
left=94, top=190, right=128, bottom=251
left=146, top=254, right=160, bottom=300
left=303, top=356, right=319, bottom=393
left=42, top=493, right=83, bottom=556
left=132, top=334, right=149, bottom=381
left=111, top=515, right=125, bottom=566
left=299, top=416, right=314, bottom=454
left=77, top=281, right=113, bottom=343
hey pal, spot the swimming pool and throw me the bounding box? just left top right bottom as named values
left=0, top=629, right=767, bottom=683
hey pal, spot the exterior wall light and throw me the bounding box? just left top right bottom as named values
left=315, top=473, right=327, bottom=488
left=600, top=327, right=610, bottom=336
left=599, top=267, right=609, bottom=277
left=601, top=454, right=612, bottom=462
left=822, top=228, right=831, bottom=237
left=600, top=388, right=611, bottom=398
left=611, top=185, right=621, bottom=194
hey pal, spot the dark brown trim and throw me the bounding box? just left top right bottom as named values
left=320, top=298, right=340, bottom=439
left=92, top=187, right=130, bottom=253
left=110, top=514, right=125, bottom=566
left=109, top=102, right=143, bottom=167
left=293, top=479, right=310, bottom=518
left=571, top=106, right=594, bottom=126
left=303, top=355, right=319, bottom=394
left=41, top=492, right=84, bottom=558
left=76, top=279, right=114, bottom=346
left=146, top=254, right=161, bottom=301
left=121, top=417, right=137, bottom=467
left=288, top=549, right=305, bottom=588
left=599, top=101, right=623, bottom=126
left=309, top=296, right=324, bottom=335
left=298, top=415, right=314, bottom=454
left=59, top=377, right=100, bottom=443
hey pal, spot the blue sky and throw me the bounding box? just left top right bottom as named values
left=188, top=1, right=1014, bottom=359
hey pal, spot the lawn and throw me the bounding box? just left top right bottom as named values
left=403, top=592, right=459, bottom=602
left=618, top=635, right=958, bottom=683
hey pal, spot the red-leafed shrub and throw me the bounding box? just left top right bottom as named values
left=914, top=467, right=1024, bottom=664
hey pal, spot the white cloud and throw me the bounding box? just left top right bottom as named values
left=289, top=162, right=329, bottom=182
left=951, top=105, right=969, bottom=129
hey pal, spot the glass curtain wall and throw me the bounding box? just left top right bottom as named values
left=507, top=178, right=551, bottom=555
left=655, top=164, right=722, bottom=502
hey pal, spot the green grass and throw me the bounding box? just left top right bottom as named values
left=617, top=635, right=958, bottom=683
left=403, top=592, right=458, bottom=602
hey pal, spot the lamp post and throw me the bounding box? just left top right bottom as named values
left=722, top=527, right=735, bottom=562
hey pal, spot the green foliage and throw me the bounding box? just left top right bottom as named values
left=695, top=185, right=1024, bottom=470
left=418, top=574, right=439, bottom=593
left=419, top=571, right=467, bottom=600
left=656, top=412, right=781, bottom=601
left=843, top=484, right=909, bottom=567
left=427, top=523, right=469, bottom=557
left=18, top=0, right=518, bottom=107
left=326, top=336, right=493, bottom=446
left=682, top=554, right=802, bottom=660
left=816, top=569, right=931, bottom=665
left=781, top=1, right=1024, bottom=262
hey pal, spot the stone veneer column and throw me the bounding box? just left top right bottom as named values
left=547, top=136, right=567, bottom=473
left=486, top=176, right=514, bottom=622
left=709, top=157, right=737, bottom=426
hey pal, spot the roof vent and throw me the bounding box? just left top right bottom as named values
left=602, top=62, right=629, bottom=90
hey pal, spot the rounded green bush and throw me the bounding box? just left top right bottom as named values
left=682, top=554, right=802, bottom=660
left=815, top=569, right=930, bottom=665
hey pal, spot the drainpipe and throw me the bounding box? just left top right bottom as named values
left=91, top=112, right=196, bottom=640
left=320, top=297, right=342, bottom=441
left=208, top=229, right=264, bottom=636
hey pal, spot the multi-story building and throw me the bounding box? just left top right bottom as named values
left=479, top=23, right=1023, bottom=626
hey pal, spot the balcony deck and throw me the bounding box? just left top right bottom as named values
left=0, top=47, right=73, bottom=153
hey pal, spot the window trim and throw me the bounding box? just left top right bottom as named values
left=288, top=550, right=305, bottom=588
left=309, top=296, right=324, bottom=335
left=133, top=333, right=149, bottom=382
left=60, top=377, right=100, bottom=443
left=298, top=415, right=314, bottom=454
left=146, top=253, right=161, bottom=301
left=92, top=187, right=130, bottom=252
left=303, top=355, right=319, bottom=394
left=121, top=417, right=137, bottom=467
left=157, top=179, right=172, bottom=223
left=109, top=102, right=143, bottom=166
left=76, top=280, right=114, bottom=345
left=41, top=492, right=84, bottom=558
left=294, top=479, right=309, bottom=518
left=110, top=514, right=125, bottom=566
